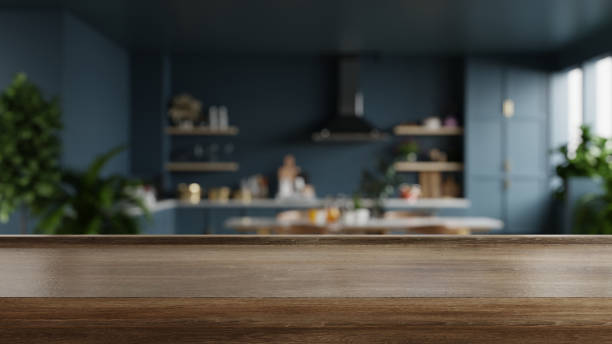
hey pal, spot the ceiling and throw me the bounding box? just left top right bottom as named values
left=3, top=0, right=612, bottom=54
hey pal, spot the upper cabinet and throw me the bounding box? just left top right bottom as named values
left=465, top=61, right=503, bottom=119
left=506, top=68, right=548, bottom=120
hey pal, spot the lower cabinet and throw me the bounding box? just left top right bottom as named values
left=139, top=209, right=176, bottom=235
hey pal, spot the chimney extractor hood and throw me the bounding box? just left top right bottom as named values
left=312, top=57, right=388, bottom=142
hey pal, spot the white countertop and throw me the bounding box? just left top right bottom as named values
left=225, top=216, right=503, bottom=232
left=131, top=198, right=471, bottom=215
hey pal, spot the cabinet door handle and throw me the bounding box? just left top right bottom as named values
left=503, top=99, right=515, bottom=118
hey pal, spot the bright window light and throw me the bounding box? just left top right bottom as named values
left=567, top=68, right=583, bottom=156
left=596, top=56, right=612, bottom=138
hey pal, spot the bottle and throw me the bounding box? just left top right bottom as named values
left=218, top=106, right=229, bottom=130
left=208, top=106, right=219, bottom=130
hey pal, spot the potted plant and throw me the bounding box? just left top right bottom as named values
left=36, top=146, right=150, bottom=234
left=358, top=159, right=400, bottom=217
left=396, top=140, right=419, bottom=161
left=0, top=73, right=62, bottom=233
left=553, top=125, right=612, bottom=234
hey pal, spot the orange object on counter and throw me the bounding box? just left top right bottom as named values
left=308, top=209, right=319, bottom=223
left=326, top=207, right=341, bottom=223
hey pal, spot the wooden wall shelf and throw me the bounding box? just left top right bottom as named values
left=165, top=162, right=239, bottom=172
left=166, top=126, right=239, bottom=136
left=393, top=125, right=463, bottom=136
left=394, top=161, right=464, bottom=172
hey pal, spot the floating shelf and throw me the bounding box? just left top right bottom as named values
left=393, top=125, right=463, bottom=136
left=394, top=161, right=464, bottom=172
left=165, top=126, right=239, bottom=136
left=165, top=162, right=239, bottom=172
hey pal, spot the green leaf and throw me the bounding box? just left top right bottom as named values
left=84, top=216, right=103, bottom=235
left=0, top=73, right=62, bottom=221
left=83, top=145, right=125, bottom=187
left=36, top=203, right=68, bottom=234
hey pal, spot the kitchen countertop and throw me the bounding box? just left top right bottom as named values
left=2, top=235, right=612, bottom=343
left=225, top=216, right=503, bottom=233
left=130, top=197, right=470, bottom=215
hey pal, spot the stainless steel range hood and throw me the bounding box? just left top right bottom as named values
left=312, top=57, right=387, bottom=142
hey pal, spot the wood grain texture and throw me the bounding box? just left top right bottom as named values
left=165, top=161, right=239, bottom=172
left=3, top=236, right=612, bottom=343
left=2, top=298, right=612, bottom=344
left=1, top=236, right=612, bottom=297
left=3, top=234, right=612, bottom=246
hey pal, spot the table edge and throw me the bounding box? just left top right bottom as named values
left=0, top=235, right=610, bottom=246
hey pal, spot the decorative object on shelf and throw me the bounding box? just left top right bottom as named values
left=240, top=174, right=269, bottom=199
left=423, top=116, right=441, bottom=130
left=442, top=176, right=461, bottom=198
left=208, top=187, right=231, bottom=203
left=399, top=184, right=421, bottom=201
left=36, top=146, right=150, bottom=235
left=429, top=148, right=448, bottom=162
left=0, top=73, right=62, bottom=234
left=443, top=115, right=459, bottom=128
left=178, top=183, right=202, bottom=204
left=233, top=188, right=252, bottom=203
left=208, top=106, right=219, bottom=129
left=396, top=140, right=419, bottom=162
left=218, top=106, right=229, bottom=130
left=168, top=94, right=202, bottom=126
left=419, top=171, right=442, bottom=198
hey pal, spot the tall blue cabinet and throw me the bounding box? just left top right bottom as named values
left=465, top=59, right=550, bottom=233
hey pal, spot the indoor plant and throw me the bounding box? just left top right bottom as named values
left=554, top=125, right=612, bottom=234
left=357, top=159, right=400, bottom=216
left=396, top=140, right=419, bottom=161
left=554, top=125, right=612, bottom=199
left=0, top=73, right=62, bottom=233
left=572, top=178, right=612, bottom=234
left=36, top=146, right=150, bottom=234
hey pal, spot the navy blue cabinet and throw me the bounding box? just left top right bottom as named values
left=139, top=209, right=175, bottom=235
left=466, top=59, right=549, bottom=233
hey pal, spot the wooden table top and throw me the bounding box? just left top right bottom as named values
left=3, top=235, right=612, bottom=343
left=0, top=234, right=609, bottom=297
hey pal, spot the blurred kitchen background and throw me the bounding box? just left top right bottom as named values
left=1, top=0, right=612, bottom=235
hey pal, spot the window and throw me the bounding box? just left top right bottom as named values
left=595, top=56, right=612, bottom=138
left=567, top=68, right=583, bottom=156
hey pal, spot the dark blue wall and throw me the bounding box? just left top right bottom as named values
left=61, top=12, right=130, bottom=175
left=167, top=55, right=463, bottom=196
left=130, top=54, right=171, bottom=185
left=0, top=10, right=62, bottom=233
left=0, top=10, right=131, bottom=233
left=0, top=10, right=62, bottom=102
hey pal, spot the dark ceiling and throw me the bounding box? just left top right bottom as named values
left=3, top=0, right=612, bottom=54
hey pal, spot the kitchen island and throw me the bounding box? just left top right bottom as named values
left=1, top=235, right=611, bottom=343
